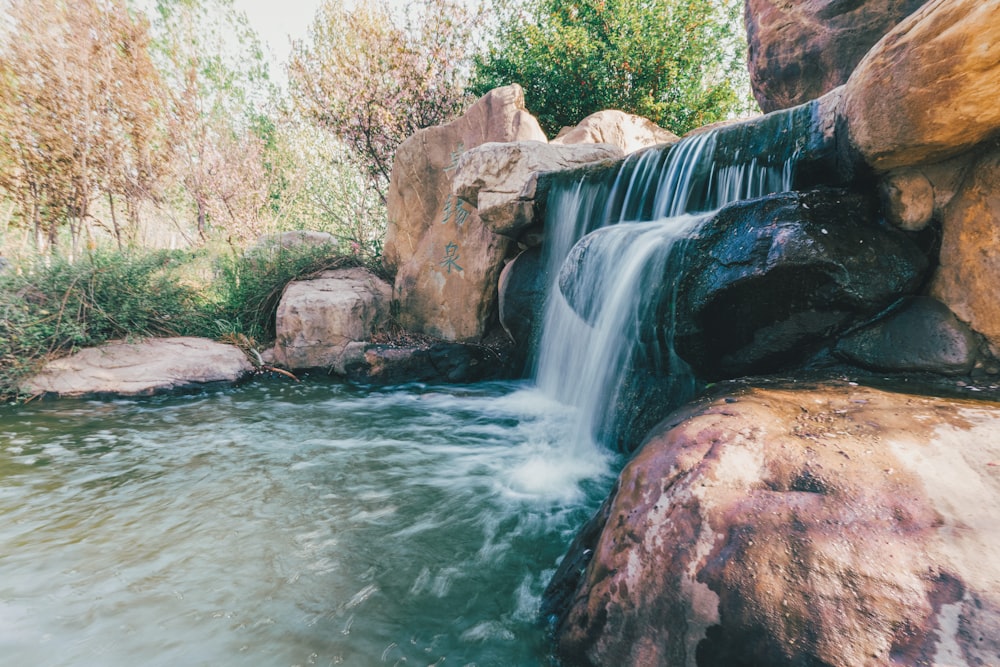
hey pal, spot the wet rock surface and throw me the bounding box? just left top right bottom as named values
left=673, top=189, right=929, bottom=379
left=497, top=246, right=546, bottom=355
left=835, top=296, right=983, bottom=375
left=21, top=337, right=253, bottom=397
left=544, top=382, right=1000, bottom=667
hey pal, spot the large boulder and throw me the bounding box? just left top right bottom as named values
left=21, top=337, right=253, bottom=397
left=930, top=149, right=1000, bottom=355
left=544, top=383, right=1000, bottom=667
left=672, top=189, right=929, bottom=379
left=383, top=84, right=547, bottom=342
left=745, top=0, right=925, bottom=113
left=843, top=0, right=1000, bottom=171
left=552, top=110, right=680, bottom=154
left=451, top=141, right=623, bottom=238
left=272, top=267, right=391, bottom=371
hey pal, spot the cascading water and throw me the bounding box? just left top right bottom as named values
left=532, top=120, right=807, bottom=451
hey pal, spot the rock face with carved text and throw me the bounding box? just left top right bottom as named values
left=383, top=84, right=547, bottom=341
left=745, top=0, right=925, bottom=113
left=544, top=383, right=1000, bottom=667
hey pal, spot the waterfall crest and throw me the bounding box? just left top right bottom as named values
left=532, top=126, right=800, bottom=451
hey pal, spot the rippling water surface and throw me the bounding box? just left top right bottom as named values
left=0, top=379, right=617, bottom=666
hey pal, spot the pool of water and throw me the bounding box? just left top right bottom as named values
left=0, top=379, right=617, bottom=666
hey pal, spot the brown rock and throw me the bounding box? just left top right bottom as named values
left=452, top=141, right=622, bottom=237
left=843, top=0, right=1000, bottom=171
left=745, top=0, right=925, bottom=112
left=272, top=267, right=392, bottom=371
left=21, top=337, right=253, bottom=397
left=383, top=84, right=547, bottom=341
left=552, top=110, right=679, bottom=154
left=931, top=150, right=1000, bottom=354
left=547, top=384, right=1000, bottom=667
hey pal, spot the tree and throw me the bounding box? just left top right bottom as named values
left=288, top=0, right=482, bottom=201
left=146, top=0, right=279, bottom=244
left=0, top=0, right=167, bottom=254
left=471, top=0, right=755, bottom=137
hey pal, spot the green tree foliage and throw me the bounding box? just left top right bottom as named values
left=472, top=0, right=754, bottom=137
left=288, top=0, right=483, bottom=200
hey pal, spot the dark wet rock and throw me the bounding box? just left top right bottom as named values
left=835, top=296, right=983, bottom=375
left=498, top=246, right=546, bottom=352
left=341, top=335, right=516, bottom=385
left=544, top=383, right=1000, bottom=667
left=673, top=189, right=930, bottom=380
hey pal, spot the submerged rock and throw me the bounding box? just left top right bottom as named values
left=544, top=383, right=1000, bottom=667
left=835, top=296, right=983, bottom=375
left=673, top=189, right=929, bottom=379
left=21, top=337, right=253, bottom=397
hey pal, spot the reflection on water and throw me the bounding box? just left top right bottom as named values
left=0, top=379, right=616, bottom=666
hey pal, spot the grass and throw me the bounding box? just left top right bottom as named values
left=0, top=243, right=386, bottom=400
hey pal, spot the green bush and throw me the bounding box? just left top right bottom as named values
left=0, top=249, right=212, bottom=396
left=472, top=0, right=755, bottom=137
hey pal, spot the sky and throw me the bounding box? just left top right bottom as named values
left=236, top=0, right=324, bottom=71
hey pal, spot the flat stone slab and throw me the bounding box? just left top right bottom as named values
left=22, top=337, right=254, bottom=397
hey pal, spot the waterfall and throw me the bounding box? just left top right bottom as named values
left=532, top=125, right=802, bottom=451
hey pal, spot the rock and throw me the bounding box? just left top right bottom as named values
left=498, top=246, right=546, bottom=365
left=835, top=296, right=982, bottom=375
left=21, top=337, right=253, bottom=397
left=342, top=339, right=513, bottom=385
left=246, top=230, right=338, bottom=255
left=545, top=383, right=1000, bottom=667
left=843, top=0, right=1000, bottom=171
left=931, top=150, right=1000, bottom=354
left=673, top=189, right=930, bottom=379
left=880, top=168, right=935, bottom=231
left=383, top=84, right=547, bottom=342
left=452, top=141, right=623, bottom=237
left=551, top=110, right=680, bottom=154
left=745, top=0, right=925, bottom=113
left=272, top=267, right=392, bottom=371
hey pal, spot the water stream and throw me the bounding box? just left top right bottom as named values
left=1, top=112, right=816, bottom=665
left=0, top=380, right=615, bottom=666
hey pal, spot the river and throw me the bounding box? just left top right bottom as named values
left=0, top=379, right=617, bottom=666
